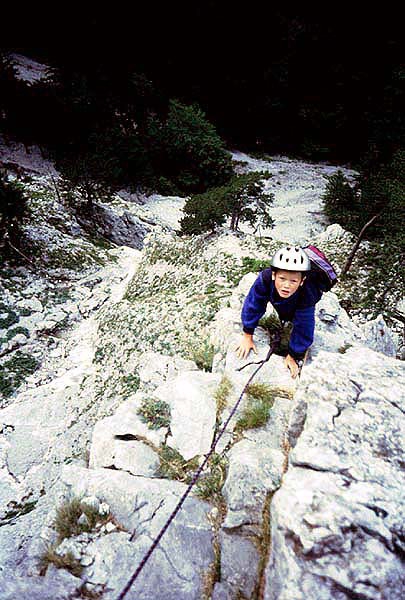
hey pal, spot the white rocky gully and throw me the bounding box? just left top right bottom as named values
left=0, top=141, right=403, bottom=599
left=0, top=228, right=403, bottom=600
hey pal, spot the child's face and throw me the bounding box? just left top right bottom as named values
left=272, top=269, right=305, bottom=298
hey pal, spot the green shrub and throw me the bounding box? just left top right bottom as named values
left=0, top=174, right=27, bottom=258
left=153, top=99, right=233, bottom=194
left=240, top=256, right=271, bottom=274
left=137, top=398, right=171, bottom=430
left=0, top=351, right=40, bottom=398
left=181, top=172, right=274, bottom=234
left=322, top=151, right=404, bottom=315
left=156, top=445, right=199, bottom=482
left=323, top=151, right=405, bottom=242
left=322, top=170, right=359, bottom=230
left=6, top=326, right=30, bottom=340
left=0, top=309, right=19, bottom=329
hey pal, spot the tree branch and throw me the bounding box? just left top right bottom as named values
left=341, top=210, right=384, bottom=277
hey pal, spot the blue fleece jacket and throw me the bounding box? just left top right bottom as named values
left=241, top=267, right=324, bottom=360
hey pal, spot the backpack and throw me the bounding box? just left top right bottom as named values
left=303, top=245, right=338, bottom=291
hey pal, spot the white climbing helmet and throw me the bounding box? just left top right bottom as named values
left=271, top=246, right=311, bottom=272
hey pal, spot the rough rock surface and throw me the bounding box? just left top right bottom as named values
left=0, top=141, right=403, bottom=599
left=76, top=203, right=150, bottom=249
left=60, top=466, right=216, bottom=600
left=264, top=347, right=405, bottom=600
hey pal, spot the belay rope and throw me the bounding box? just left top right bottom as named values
left=116, top=329, right=282, bottom=600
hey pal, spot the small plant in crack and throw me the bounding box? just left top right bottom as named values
left=39, top=547, right=83, bottom=577
left=53, top=496, right=111, bottom=542
left=195, top=452, right=228, bottom=506
left=39, top=495, right=114, bottom=577
left=137, top=397, right=171, bottom=430
left=156, top=445, right=200, bottom=482
left=235, top=384, right=291, bottom=431
left=214, top=375, right=233, bottom=417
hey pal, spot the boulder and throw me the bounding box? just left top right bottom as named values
left=76, top=204, right=149, bottom=249
left=264, top=347, right=405, bottom=600
left=60, top=466, right=215, bottom=600
left=155, top=370, right=221, bottom=460
left=222, top=439, right=284, bottom=530
left=89, top=394, right=168, bottom=470
left=311, top=292, right=365, bottom=357
left=361, top=314, right=397, bottom=357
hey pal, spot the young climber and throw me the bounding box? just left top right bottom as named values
left=235, top=246, right=324, bottom=378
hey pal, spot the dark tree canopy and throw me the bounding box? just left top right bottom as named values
left=2, top=5, right=403, bottom=165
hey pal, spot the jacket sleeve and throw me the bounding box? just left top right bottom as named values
left=288, top=305, right=315, bottom=360
left=241, top=272, right=270, bottom=334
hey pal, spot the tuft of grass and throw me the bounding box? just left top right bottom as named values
left=137, top=398, right=171, bottom=430
left=236, top=401, right=271, bottom=431
left=235, top=384, right=290, bottom=432
left=0, top=309, right=19, bottom=329
left=53, top=496, right=109, bottom=543
left=188, top=338, right=216, bottom=372
left=214, top=376, right=233, bottom=416
left=40, top=545, right=83, bottom=577
left=156, top=445, right=199, bottom=482
left=6, top=326, right=30, bottom=340
left=0, top=351, right=40, bottom=399
left=338, top=343, right=353, bottom=354
left=195, top=453, right=228, bottom=505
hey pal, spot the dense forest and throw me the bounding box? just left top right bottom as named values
left=2, top=5, right=404, bottom=162
left=0, top=5, right=404, bottom=265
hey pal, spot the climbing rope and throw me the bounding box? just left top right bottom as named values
left=116, top=329, right=282, bottom=599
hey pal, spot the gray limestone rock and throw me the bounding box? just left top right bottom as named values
left=76, top=203, right=149, bottom=249
left=222, top=439, right=284, bottom=530
left=137, top=351, right=198, bottom=390
left=310, top=292, right=365, bottom=357
left=361, top=313, right=397, bottom=357
left=59, top=466, right=215, bottom=599
left=264, top=347, right=405, bottom=600
left=16, top=297, right=44, bottom=312
left=219, top=530, right=261, bottom=598
left=212, top=582, right=234, bottom=600
left=89, top=395, right=168, bottom=472
left=155, top=370, right=221, bottom=460
left=0, top=569, right=81, bottom=600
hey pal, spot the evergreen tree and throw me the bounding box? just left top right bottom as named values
left=0, top=173, right=27, bottom=256
left=149, top=100, right=233, bottom=193
left=181, top=172, right=274, bottom=234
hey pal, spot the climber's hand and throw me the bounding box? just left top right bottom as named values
left=235, top=334, right=257, bottom=360
left=284, top=354, right=299, bottom=379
